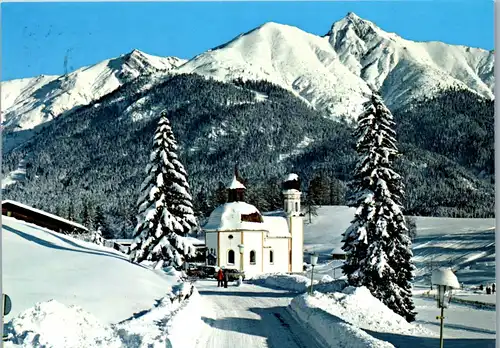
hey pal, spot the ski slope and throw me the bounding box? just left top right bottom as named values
left=303, top=206, right=496, bottom=286
left=2, top=215, right=179, bottom=323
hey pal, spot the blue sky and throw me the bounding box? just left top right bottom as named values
left=1, top=1, right=494, bottom=81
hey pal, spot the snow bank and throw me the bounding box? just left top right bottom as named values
left=288, top=285, right=438, bottom=348
left=289, top=294, right=394, bottom=348
left=249, top=273, right=348, bottom=293
left=308, top=286, right=432, bottom=336
left=5, top=286, right=202, bottom=348
left=165, top=288, right=202, bottom=348
left=4, top=300, right=122, bottom=348
left=249, top=273, right=315, bottom=292
left=117, top=286, right=202, bottom=348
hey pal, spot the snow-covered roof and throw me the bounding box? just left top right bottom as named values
left=108, top=239, right=134, bottom=244
left=431, top=268, right=460, bottom=289
left=2, top=200, right=88, bottom=231
left=262, top=210, right=287, bottom=218
left=331, top=247, right=346, bottom=255
left=203, top=202, right=266, bottom=232
left=228, top=175, right=246, bottom=189
left=184, top=236, right=205, bottom=245
left=283, top=189, right=301, bottom=194
left=284, top=173, right=299, bottom=182
left=262, top=216, right=290, bottom=238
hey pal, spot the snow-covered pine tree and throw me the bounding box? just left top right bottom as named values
left=157, top=111, right=197, bottom=235
left=341, top=91, right=416, bottom=322
left=90, top=227, right=105, bottom=246
left=129, top=112, right=196, bottom=267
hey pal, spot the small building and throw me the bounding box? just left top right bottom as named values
left=202, top=169, right=304, bottom=276
left=2, top=200, right=88, bottom=234
left=104, top=239, right=134, bottom=253
left=331, top=247, right=346, bottom=260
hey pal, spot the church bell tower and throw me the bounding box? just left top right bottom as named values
left=282, top=173, right=303, bottom=272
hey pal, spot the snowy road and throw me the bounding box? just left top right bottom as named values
left=194, top=279, right=323, bottom=348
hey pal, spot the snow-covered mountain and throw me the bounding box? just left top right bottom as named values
left=1, top=12, right=494, bottom=132
left=180, top=12, right=493, bottom=118
left=327, top=12, right=494, bottom=107
left=176, top=21, right=372, bottom=119
left=1, top=49, right=186, bottom=131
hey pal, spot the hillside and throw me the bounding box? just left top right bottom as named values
left=2, top=75, right=494, bottom=237
left=2, top=215, right=179, bottom=323
left=303, top=206, right=496, bottom=287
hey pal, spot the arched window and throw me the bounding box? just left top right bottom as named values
left=269, top=250, right=274, bottom=264
left=250, top=250, right=256, bottom=265
left=228, top=250, right=235, bottom=264
left=295, top=202, right=299, bottom=212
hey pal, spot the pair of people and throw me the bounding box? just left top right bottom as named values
left=217, top=268, right=228, bottom=288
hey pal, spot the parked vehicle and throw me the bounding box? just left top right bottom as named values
left=200, top=266, right=217, bottom=279
left=223, top=268, right=245, bottom=281
left=186, top=264, right=205, bottom=278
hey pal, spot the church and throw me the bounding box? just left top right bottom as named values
left=203, top=171, right=304, bottom=276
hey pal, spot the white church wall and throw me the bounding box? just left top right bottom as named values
left=290, top=216, right=304, bottom=272
left=242, top=231, right=264, bottom=276
left=218, top=231, right=243, bottom=269
left=263, top=238, right=290, bottom=273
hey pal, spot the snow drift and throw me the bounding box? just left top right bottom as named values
left=289, top=293, right=394, bottom=348
left=289, top=286, right=435, bottom=348
left=4, top=300, right=122, bottom=348
left=249, top=273, right=348, bottom=293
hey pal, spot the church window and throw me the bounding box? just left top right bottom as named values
left=269, top=250, right=274, bottom=264
left=250, top=250, right=256, bottom=265
left=228, top=250, right=235, bottom=265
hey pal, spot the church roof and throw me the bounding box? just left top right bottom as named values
left=228, top=175, right=246, bottom=190
left=262, top=216, right=290, bottom=237
left=203, top=202, right=265, bottom=232
left=284, top=173, right=299, bottom=182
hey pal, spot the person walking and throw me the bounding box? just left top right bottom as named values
left=217, top=268, right=223, bottom=287
left=223, top=269, right=229, bottom=288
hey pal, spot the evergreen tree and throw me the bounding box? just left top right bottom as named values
left=329, top=177, right=347, bottom=205
left=341, top=91, right=416, bottom=322
left=159, top=111, right=197, bottom=235
left=67, top=201, right=74, bottom=221
left=308, top=174, right=330, bottom=205
left=94, top=205, right=112, bottom=239
left=303, top=187, right=318, bottom=224
left=90, top=227, right=105, bottom=246
left=129, top=112, right=196, bottom=267
left=81, top=200, right=93, bottom=229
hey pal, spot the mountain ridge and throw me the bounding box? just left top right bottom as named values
left=1, top=12, right=494, bottom=138
left=1, top=49, right=186, bottom=132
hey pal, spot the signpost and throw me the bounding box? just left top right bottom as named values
left=3, top=294, right=12, bottom=341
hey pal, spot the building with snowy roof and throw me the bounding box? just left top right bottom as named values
left=2, top=200, right=88, bottom=234
left=203, top=169, right=303, bottom=276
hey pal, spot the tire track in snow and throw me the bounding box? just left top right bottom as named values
left=194, top=280, right=323, bottom=348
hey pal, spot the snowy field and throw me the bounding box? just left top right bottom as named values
left=2, top=215, right=201, bottom=347
left=249, top=273, right=496, bottom=347
left=303, top=206, right=496, bottom=288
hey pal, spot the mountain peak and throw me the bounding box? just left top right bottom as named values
left=345, top=12, right=361, bottom=20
